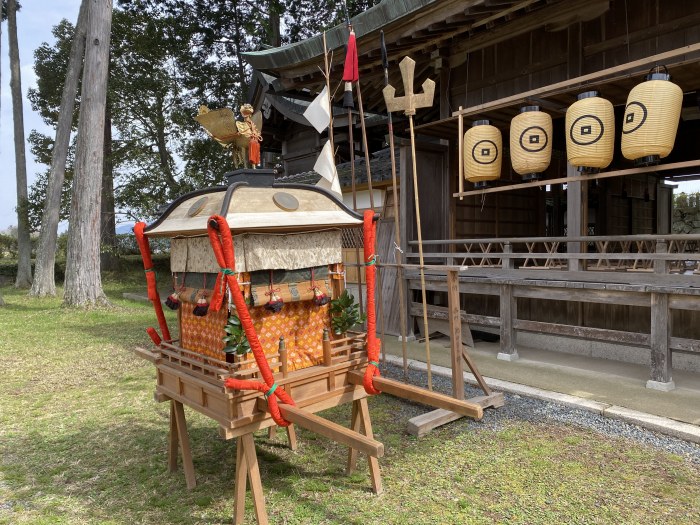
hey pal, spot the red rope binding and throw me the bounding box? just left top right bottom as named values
left=206, top=215, right=295, bottom=427
left=362, top=210, right=382, bottom=395
left=134, top=222, right=172, bottom=342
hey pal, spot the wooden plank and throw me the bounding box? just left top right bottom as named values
left=348, top=371, right=483, bottom=420
left=670, top=336, right=700, bottom=355
left=409, top=302, right=501, bottom=328
left=172, top=400, right=196, bottom=490
left=454, top=159, right=700, bottom=198
left=449, top=43, right=700, bottom=119
left=426, top=318, right=476, bottom=347
left=447, top=270, right=465, bottom=400
left=407, top=409, right=463, bottom=437
left=276, top=404, right=385, bottom=458
left=407, top=278, right=499, bottom=296
left=583, top=11, right=700, bottom=56
left=468, top=392, right=505, bottom=409
left=668, top=294, right=700, bottom=311
left=513, top=286, right=650, bottom=307
left=133, top=346, right=160, bottom=364
left=514, top=319, right=651, bottom=346
left=406, top=251, right=700, bottom=262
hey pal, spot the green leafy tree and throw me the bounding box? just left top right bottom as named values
left=283, top=0, right=379, bottom=43
left=28, top=0, right=382, bottom=230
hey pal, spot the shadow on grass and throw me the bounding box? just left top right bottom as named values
left=1, top=403, right=382, bottom=525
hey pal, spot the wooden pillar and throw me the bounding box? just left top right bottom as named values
left=497, top=283, right=518, bottom=361
left=647, top=292, right=674, bottom=390
left=502, top=242, right=513, bottom=269
left=447, top=270, right=465, bottom=400
left=566, top=163, right=582, bottom=272
left=654, top=240, right=669, bottom=274
left=648, top=240, right=674, bottom=391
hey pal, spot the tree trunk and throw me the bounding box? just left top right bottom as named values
left=63, top=0, right=113, bottom=307
left=101, top=98, right=119, bottom=271
left=30, top=0, right=88, bottom=297
left=8, top=0, right=32, bottom=288
left=268, top=2, right=281, bottom=48
left=231, top=8, right=248, bottom=100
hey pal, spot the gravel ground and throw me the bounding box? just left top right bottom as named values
left=379, top=362, right=700, bottom=465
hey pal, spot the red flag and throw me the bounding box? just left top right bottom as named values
left=343, top=30, right=359, bottom=83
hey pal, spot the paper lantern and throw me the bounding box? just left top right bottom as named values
left=463, top=120, right=502, bottom=189
left=621, top=68, right=683, bottom=166
left=565, top=91, right=614, bottom=173
left=510, top=106, right=552, bottom=181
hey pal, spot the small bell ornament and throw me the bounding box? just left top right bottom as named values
left=312, top=286, right=330, bottom=306
left=192, top=293, right=210, bottom=317
left=264, top=290, right=284, bottom=313
left=165, top=291, right=181, bottom=310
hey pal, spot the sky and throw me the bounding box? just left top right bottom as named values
left=1, top=0, right=81, bottom=232
left=2, top=1, right=700, bottom=232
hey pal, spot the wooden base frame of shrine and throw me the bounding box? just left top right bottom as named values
left=134, top=321, right=499, bottom=524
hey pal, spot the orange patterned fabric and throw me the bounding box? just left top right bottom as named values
left=180, top=299, right=228, bottom=360
left=178, top=298, right=329, bottom=371
left=249, top=301, right=330, bottom=371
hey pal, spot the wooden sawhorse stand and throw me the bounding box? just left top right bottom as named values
left=166, top=396, right=383, bottom=525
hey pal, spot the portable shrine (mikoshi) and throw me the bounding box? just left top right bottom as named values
left=132, top=169, right=484, bottom=524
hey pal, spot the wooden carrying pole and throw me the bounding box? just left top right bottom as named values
left=383, top=56, right=436, bottom=389
left=348, top=371, right=483, bottom=419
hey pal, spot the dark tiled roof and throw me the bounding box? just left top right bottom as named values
left=277, top=148, right=399, bottom=189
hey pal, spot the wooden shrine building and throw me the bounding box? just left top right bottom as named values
left=244, top=0, right=700, bottom=391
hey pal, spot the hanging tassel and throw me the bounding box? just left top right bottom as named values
left=309, top=269, right=329, bottom=306
left=264, top=270, right=283, bottom=312
left=343, top=81, right=354, bottom=109
left=193, top=294, right=210, bottom=317
left=264, top=290, right=284, bottom=313
left=312, top=286, right=330, bottom=306
left=165, top=291, right=180, bottom=310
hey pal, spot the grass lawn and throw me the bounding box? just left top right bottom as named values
left=1, top=265, right=700, bottom=524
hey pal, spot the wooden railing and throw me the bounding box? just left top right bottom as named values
left=406, top=234, right=700, bottom=273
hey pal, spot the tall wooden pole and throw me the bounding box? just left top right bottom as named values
left=380, top=31, right=409, bottom=374
left=408, top=114, right=432, bottom=390
left=383, top=56, right=436, bottom=390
